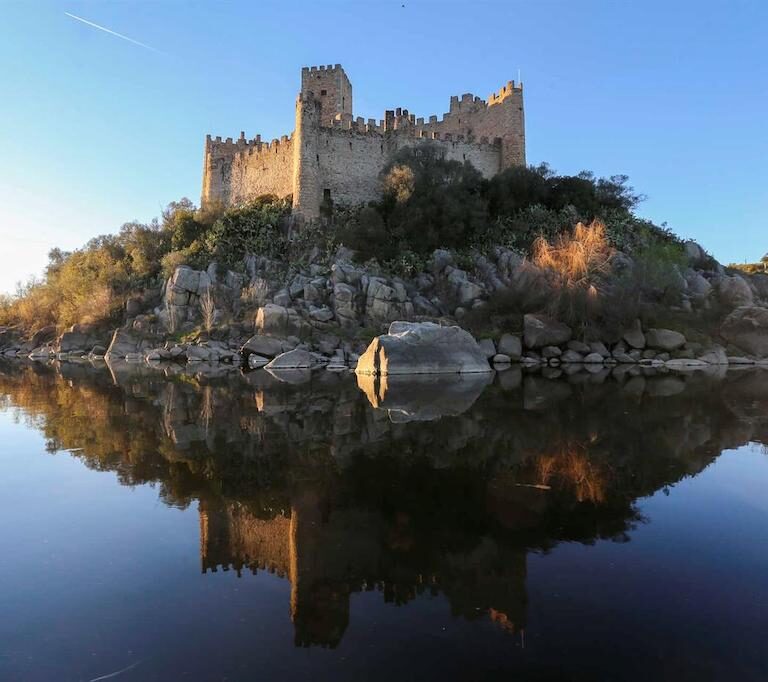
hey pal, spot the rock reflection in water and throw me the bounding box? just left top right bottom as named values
left=1, top=359, right=767, bottom=649
left=356, top=371, right=493, bottom=422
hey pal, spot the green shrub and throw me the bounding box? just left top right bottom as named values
left=204, top=196, right=291, bottom=266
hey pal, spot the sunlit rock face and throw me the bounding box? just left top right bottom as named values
left=355, top=322, right=492, bottom=375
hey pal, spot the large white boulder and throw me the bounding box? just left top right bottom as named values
left=720, top=306, right=768, bottom=357
left=355, top=321, right=492, bottom=375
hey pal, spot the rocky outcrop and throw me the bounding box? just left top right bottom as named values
left=242, top=334, right=295, bottom=358
left=265, top=349, right=314, bottom=370
left=716, top=275, right=754, bottom=308
left=523, top=314, right=572, bottom=349
left=105, top=328, right=153, bottom=361
left=645, top=328, right=686, bottom=351
left=355, top=322, right=492, bottom=375
left=721, top=306, right=768, bottom=357
left=255, top=304, right=308, bottom=337
left=56, top=324, right=108, bottom=355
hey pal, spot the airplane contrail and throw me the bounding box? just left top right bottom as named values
left=64, top=12, right=161, bottom=53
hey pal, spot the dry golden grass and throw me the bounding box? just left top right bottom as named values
left=532, top=220, right=614, bottom=287
left=535, top=442, right=609, bottom=504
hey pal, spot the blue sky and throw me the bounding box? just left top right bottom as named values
left=1, top=0, right=766, bottom=293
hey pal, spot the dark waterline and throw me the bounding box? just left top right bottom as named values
left=1, top=360, right=767, bottom=681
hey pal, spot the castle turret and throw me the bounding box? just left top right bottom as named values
left=487, top=81, right=525, bottom=168
left=292, top=92, right=322, bottom=219
left=300, top=64, right=352, bottom=127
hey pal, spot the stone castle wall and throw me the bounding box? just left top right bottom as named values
left=202, top=133, right=294, bottom=207
left=201, top=64, right=525, bottom=217
left=314, top=125, right=503, bottom=207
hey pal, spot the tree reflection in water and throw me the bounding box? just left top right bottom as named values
left=1, top=359, right=766, bottom=648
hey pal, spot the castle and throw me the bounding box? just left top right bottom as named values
left=201, top=64, right=525, bottom=218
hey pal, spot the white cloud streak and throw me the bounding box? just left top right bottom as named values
left=64, top=12, right=161, bottom=54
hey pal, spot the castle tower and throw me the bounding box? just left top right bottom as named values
left=300, top=64, right=352, bottom=127
left=486, top=81, right=526, bottom=169
left=292, top=92, right=322, bottom=219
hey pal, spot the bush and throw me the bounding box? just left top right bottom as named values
left=339, top=145, right=489, bottom=258
left=531, top=220, right=615, bottom=331
left=204, top=195, right=291, bottom=266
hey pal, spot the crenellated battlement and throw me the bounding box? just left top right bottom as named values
left=488, top=80, right=523, bottom=105
left=202, top=63, right=525, bottom=216
left=206, top=131, right=294, bottom=155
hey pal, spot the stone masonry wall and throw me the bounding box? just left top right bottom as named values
left=300, top=64, right=353, bottom=126
left=201, top=64, right=525, bottom=215
left=314, top=127, right=502, bottom=208
left=202, top=133, right=294, bottom=206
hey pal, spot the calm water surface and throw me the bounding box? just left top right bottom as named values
left=1, top=360, right=767, bottom=681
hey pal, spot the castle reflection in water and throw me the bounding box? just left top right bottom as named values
left=1, top=358, right=766, bottom=648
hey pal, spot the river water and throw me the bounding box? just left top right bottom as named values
left=1, top=360, right=767, bottom=681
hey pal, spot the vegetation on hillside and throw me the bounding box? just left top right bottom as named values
left=730, top=254, right=767, bottom=275
left=0, top=143, right=745, bottom=338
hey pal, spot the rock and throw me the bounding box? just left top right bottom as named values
left=105, top=329, right=145, bottom=360
left=172, top=266, right=200, bottom=293
left=497, top=334, right=522, bottom=360
left=412, top=295, right=439, bottom=317
left=145, top=348, right=171, bottom=361
left=567, top=340, right=591, bottom=354
left=720, top=306, right=768, bottom=357
left=561, top=349, right=583, bottom=363
left=255, top=304, right=305, bottom=337
left=622, top=319, right=646, bottom=349
left=698, top=346, right=728, bottom=365
left=588, top=341, right=610, bottom=358
left=126, top=297, right=142, bottom=317
left=583, top=352, right=605, bottom=364
left=288, top=274, right=311, bottom=298
left=273, top=289, right=291, bottom=307
left=28, top=346, right=54, bottom=359
left=685, top=272, right=712, bottom=300
left=683, top=240, right=707, bottom=265
left=541, top=345, right=562, bottom=359
left=523, top=314, right=572, bottom=349
left=355, top=321, right=492, bottom=375
left=492, top=353, right=511, bottom=364
left=365, top=278, right=412, bottom=324
left=430, top=249, right=454, bottom=274
left=29, top=326, right=56, bottom=349
left=717, top=275, right=754, bottom=308
left=665, top=358, right=709, bottom=369
left=333, top=282, right=359, bottom=328
left=612, top=351, right=635, bottom=364
left=446, top=269, right=484, bottom=306
left=241, top=335, right=288, bottom=358
left=645, top=328, right=686, bottom=351
left=186, top=345, right=212, bottom=362
left=265, top=348, right=314, bottom=370
left=247, top=353, right=270, bottom=369
left=728, top=356, right=756, bottom=365
left=314, top=333, right=341, bottom=356
left=308, top=305, right=335, bottom=323
left=478, top=338, right=496, bottom=359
